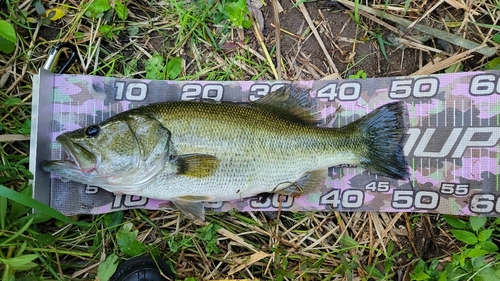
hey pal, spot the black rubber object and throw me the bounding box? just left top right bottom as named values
left=110, top=255, right=175, bottom=281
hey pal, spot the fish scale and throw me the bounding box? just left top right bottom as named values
left=145, top=102, right=354, bottom=193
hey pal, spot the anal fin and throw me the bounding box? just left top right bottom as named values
left=275, top=169, right=326, bottom=197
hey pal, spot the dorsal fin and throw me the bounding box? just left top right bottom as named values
left=250, top=84, right=318, bottom=124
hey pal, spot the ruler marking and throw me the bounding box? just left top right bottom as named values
left=481, top=148, right=484, bottom=179
left=453, top=100, right=456, bottom=127
left=428, top=101, right=431, bottom=127
left=470, top=100, right=473, bottom=126
left=76, top=100, right=80, bottom=130
left=488, top=100, right=491, bottom=125
left=462, top=152, right=464, bottom=179
left=412, top=157, right=415, bottom=185
left=444, top=158, right=447, bottom=178
left=497, top=151, right=499, bottom=191
left=420, top=101, right=423, bottom=126
left=444, top=102, right=447, bottom=126
left=45, top=75, right=500, bottom=216
left=461, top=99, right=464, bottom=127
left=428, top=158, right=431, bottom=178
left=453, top=158, right=456, bottom=182
left=436, top=101, right=439, bottom=127
left=57, top=101, right=63, bottom=159
left=470, top=148, right=473, bottom=178
left=338, top=107, right=341, bottom=127
left=410, top=101, right=414, bottom=126
left=436, top=158, right=439, bottom=180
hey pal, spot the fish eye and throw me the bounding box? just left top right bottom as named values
left=85, top=125, right=100, bottom=138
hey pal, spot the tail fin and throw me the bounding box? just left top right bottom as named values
left=356, top=102, right=409, bottom=179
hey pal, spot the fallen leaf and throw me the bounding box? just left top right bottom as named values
left=46, top=8, right=65, bottom=21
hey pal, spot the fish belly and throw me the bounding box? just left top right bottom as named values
left=140, top=157, right=310, bottom=201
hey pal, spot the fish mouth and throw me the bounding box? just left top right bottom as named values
left=56, top=134, right=98, bottom=173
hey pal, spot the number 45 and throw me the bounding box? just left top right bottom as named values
left=365, top=181, right=390, bottom=192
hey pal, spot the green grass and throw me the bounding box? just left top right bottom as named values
left=411, top=216, right=500, bottom=280
left=2, top=0, right=500, bottom=280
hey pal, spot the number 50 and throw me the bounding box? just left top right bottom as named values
left=391, top=190, right=439, bottom=210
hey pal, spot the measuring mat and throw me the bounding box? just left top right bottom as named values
left=30, top=69, right=500, bottom=216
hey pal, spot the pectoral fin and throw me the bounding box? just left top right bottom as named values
left=175, top=154, right=219, bottom=178
left=172, top=196, right=213, bottom=221
left=275, top=169, right=326, bottom=197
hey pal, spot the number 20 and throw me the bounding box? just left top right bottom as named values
left=181, top=84, right=223, bottom=101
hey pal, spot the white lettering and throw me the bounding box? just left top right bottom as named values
left=405, top=127, right=500, bottom=158
left=125, top=83, right=148, bottom=101
left=404, top=128, right=421, bottom=156
left=413, top=128, right=462, bottom=157
left=452, top=127, right=500, bottom=158
left=470, top=74, right=496, bottom=95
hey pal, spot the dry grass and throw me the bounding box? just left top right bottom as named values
left=1, top=0, right=500, bottom=280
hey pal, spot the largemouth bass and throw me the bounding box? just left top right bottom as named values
left=42, top=85, right=409, bottom=220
